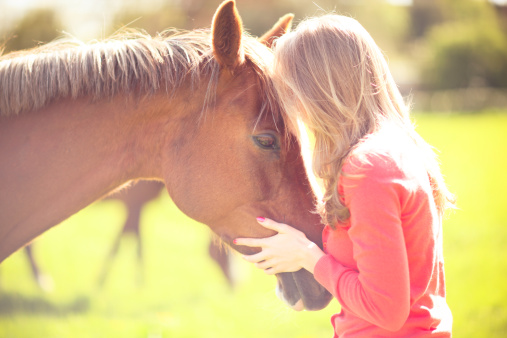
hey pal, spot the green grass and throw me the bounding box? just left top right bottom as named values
left=414, top=111, right=507, bottom=337
left=1, top=112, right=506, bottom=337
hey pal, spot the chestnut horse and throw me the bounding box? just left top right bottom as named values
left=0, top=1, right=331, bottom=310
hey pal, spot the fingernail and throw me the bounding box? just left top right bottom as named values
left=233, top=239, right=237, bottom=244
left=256, top=217, right=265, bottom=222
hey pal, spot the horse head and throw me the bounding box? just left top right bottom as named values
left=161, top=1, right=332, bottom=311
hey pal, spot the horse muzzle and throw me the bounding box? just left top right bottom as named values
left=276, top=270, right=332, bottom=311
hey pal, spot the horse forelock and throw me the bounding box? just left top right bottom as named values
left=0, top=28, right=282, bottom=123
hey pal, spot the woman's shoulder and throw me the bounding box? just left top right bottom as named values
left=343, top=125, right=422, bottom=180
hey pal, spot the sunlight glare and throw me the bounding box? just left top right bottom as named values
left=297, top=119, right=323, bottom=201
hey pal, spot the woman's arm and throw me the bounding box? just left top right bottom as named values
left=313, top=153, right=411, bottom=331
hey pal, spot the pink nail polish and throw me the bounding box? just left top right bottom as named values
left=256, top=217, right=265, bottom=222
left=233, top=239, right=237, bottom=244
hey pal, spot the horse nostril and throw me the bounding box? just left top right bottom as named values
left=275, top=280, right=285, bottom=303
left=275, top=273, right=303, bottom=309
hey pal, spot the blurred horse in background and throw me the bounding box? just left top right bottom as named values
left=0, top=1, right=331, bottom=310
left=6, top=244, right=54, bottom=292
left=10, top=181, right=233, bottom=292
left=97, top=180, right=234, bottom=288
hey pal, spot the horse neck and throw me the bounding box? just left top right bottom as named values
left=0, top=91, right=185, bottom=262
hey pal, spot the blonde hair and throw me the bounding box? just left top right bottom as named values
left=272, top=14, right=455, bottom=226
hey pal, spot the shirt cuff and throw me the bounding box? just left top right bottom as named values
left=314, top=254, right=351, bottom=298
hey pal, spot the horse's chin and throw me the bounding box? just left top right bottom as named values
left=275, top=281, right=304, bottom=311
left=275, top=270, right=332, bottom=311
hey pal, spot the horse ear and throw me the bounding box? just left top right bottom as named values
left=212, top=0, right=245, bottom=70
left=259, top=14, right=294, bottom=48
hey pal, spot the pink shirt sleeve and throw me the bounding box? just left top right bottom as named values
left=314, top=152, right=411, bottom=332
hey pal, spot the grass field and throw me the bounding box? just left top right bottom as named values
left=0, top=112, right=506, bottom=337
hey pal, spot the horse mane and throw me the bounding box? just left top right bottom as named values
left=0, top=28, right=281, bottom=122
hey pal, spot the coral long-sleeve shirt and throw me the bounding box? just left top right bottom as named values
left=313, top=128, right=452, bottom=337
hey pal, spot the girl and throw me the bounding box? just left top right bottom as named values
left=234, top=14, right=454, bottom=337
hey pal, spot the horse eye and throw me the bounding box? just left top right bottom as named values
left=253, top=134, right=279, bottom=150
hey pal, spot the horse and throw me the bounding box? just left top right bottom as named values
left=0, top=0, right=332, bottom=311
left=97, top=180, right=235, bottom=287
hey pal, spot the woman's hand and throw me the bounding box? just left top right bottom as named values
left=234, top=217, right=325, bottom=275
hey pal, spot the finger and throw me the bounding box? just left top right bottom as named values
left=242, top=251, right=268, bottom=264
left=233, top=237, right=267, bottom=248
left=255, top=259, right=275, bottom=270
left=256, top=217, right=290, bottom=233
left=264, top=267, right=278, bottom=275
